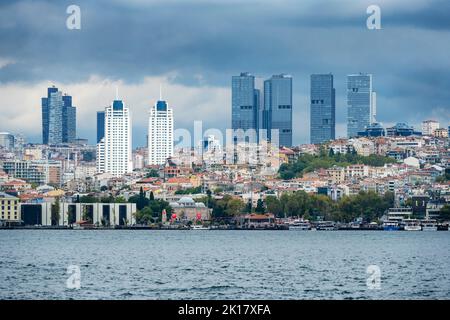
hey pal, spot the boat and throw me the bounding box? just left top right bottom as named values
left=382, top=221, right=400, bottom=231
left=190, top=225, right=210, bottom=230
left=314, top=221, right=336, bottom=231
left=288, top=219, right=310, bottom=230
left=403, top=219, right=422, bottom=231
left=421, top=219, right=437, bottom=231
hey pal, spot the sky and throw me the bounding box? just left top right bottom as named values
left=0, top=0, right=449, bottom=148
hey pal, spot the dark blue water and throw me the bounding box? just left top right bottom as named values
left=1, top=230, right=449, bottom=299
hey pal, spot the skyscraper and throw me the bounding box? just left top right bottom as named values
left=96, top=98, right=132, bottom=176
left=148, top=93, right=174, bottom=165
left=310, top=74, right=335, bottom=144
left=62, top=94, right=76, bottom=143
left=96, top=111, right=105, bottom=143
left=264, top=74, right=293, bottom=147
left=41, top=86, right=76, bottom=144
left=231, top=72, right=260, bottom=141
left=347, top=73, right=376, bottom=138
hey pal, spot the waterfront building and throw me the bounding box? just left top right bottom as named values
left=169, top=197, right=211, bottom=222
left=148, top=94, right=174, bottom=165
left=347, top=73, right=376, bottom=138
left=264, top=74, right=293, bottom=146
left=0, top=132, right=15, bottom=150
left=232, top=72, right=260, bottom=141
left=19, top=202, right=136, bottom=226
left=422, top=120, right=440, bottom=136
left=0, top=192, right=19, bottom=224
left=310, top=74, right=335, bottom=144
left=96, top=98, right=132, bottom=176
left=41, top=86, right=76, bottom=144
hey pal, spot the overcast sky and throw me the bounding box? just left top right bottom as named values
left=0, top=0, right=449, bottom=147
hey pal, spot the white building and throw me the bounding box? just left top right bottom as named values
left=96, top=98, right=132, bottom=176
left=148, top=96, right=173, bottom=165
left=422, top=120, right=440, bottom=136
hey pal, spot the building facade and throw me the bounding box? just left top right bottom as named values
left=96, top=111, right=105, bottom=143
left=1, top=160, right=62, bottom=186
left=148, top=99, right=174, bottom=165
left=422, top=120, right=440, bottom=136
left=264, top=74, right=293, bottom=147
left=0, top=132, right=15, bottom=150
left=0, top=192, right=19, bottom=224
left=41, top=86, right=76, bottom=144
left=96, top=99, right=132, bottom=176
left=347, top=74, right=376, bottom=138
left=310, top=74, right=335, bottom=144
left=231, top=72, right=260, bottom=142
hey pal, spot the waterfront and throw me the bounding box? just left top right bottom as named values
left=1, top=230, right=449, bottom=300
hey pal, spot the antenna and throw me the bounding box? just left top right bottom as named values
left=115, top=85, right=119, bottom=100
left=159, top=83, right=162, bottom=101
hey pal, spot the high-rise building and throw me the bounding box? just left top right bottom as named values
left=422, top=120, right=440, bottom=136
left=96, top=98, right=132, bottom=176
left=96, top=111, right=105, bottom=143
left=41, top=86, right=76, bottom=144
left=148, top=95, right=174, bottom=165
left=347, top=74, right=376, bottom=138
left=231, top=72, right=260, bottom=140
left=264, top=74, right=293, bottom=147
left=62, top=94, right=76, bottom=143
left=0, top=132, right=15, bottom=150
left=310, top=74, right=335, bottom=144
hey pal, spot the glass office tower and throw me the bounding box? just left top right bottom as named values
left=310, top=74, right=335, bottom=144
left=264, top=74, right=293, bottom=147
left=347, top=73, right=376, bottom=138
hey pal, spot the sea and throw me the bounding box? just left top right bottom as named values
left=1, top=230, right=449, bottom=300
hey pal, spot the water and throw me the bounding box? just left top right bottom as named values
left=1, top=230, right=449, bottom=300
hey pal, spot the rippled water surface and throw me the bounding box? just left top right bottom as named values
left=1, top=230, right=449, bottom=299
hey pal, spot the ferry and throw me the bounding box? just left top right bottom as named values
left=314, top=221, right=336, bottom=231
left=288, top=219, right=311, bottom=231
left=190, top=225, right=210, bottom=230
left=421, top=219, right=437, bottom=231
left=382, top=221, right=400, bottom=231
left=403, top=219, right=422, bottom=231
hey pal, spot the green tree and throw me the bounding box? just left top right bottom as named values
left=51, top=197, right=60, bottom=226
left=265, top=196, right=283, bottom=217
left=255, top=199, right=265, bottom=213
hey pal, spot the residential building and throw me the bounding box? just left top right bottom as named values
left=422, top=120, right=440, bottom=136
left=148, top=96, right=174, bottom=165
left=0, top=192, right=19, bottom=224
left=96, top=98, right=132, bottom=176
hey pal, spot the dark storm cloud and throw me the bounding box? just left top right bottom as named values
left=0, top=0, right=449, bottom=145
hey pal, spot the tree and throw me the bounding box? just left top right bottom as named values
left=255, top=199, right=265, bottom=213
left=440, top=205, right=450, bottom=221
left=225, top=198, right=245, bottom=217
left=135, top=207, right=153, bottom=225
left=266, top=196, right=283, bottom=217
left=51, top=197, right=60, bottom=226
left=149, top=191, right=155, bottom=201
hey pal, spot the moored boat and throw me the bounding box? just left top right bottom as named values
left=403, top=219, right=421, bottom=231
left=421, top=219, right=437, bottom=231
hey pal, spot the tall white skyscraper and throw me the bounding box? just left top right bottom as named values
left=96, top=98, right=132, bottom=176
left=148, top=92, right=174, bottom=165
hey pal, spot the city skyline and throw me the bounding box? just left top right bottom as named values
left=0, top=1, right=449, bottom=147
